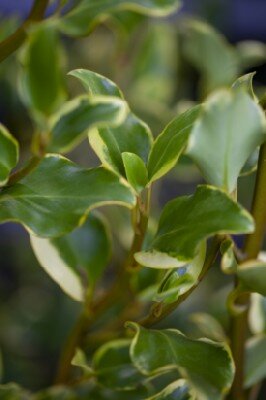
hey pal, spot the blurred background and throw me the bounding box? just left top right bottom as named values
left=0, top=0, right=266, bottom=394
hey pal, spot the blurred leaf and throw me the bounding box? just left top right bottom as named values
left=237, top=260, right=266, bottom=296
left=0, top=123, right=19, bottom=186
left=31, top=212, right=111, bottom=301
left=249, top=293, right=266, bottom=334
left=220, top=238, right=237, bottom=275
left=236, top=41, right=266, bottom=70
left=0, top=383, right=29, bottom=399
left=156, top=242, right=206, bottom=303
left=190, top=313, right=227, bottom=342
left=59, top=0, right=181, bottom=36
left=182, top=19, right=238, bottom=93
left=34, top=386, right=76, bottom=399
left=232, top=73, right=257, bottom=101
left=122, top=152, right=148, bottom=193
left=50, top=95, right=127, bottom=153
left=245, top=335, right=266, bottom=388
left=145, top=379, right=195, bottom=399
left=148, top=105, right=201, bottom=183
left=186, top=89, right=266, bottom=193
left=0, top=154, right=135, bottom=237
left=20, top=23, right=65, bottom=117
left=135, top=185, right=254, bottom=268
left=69, top=69, right=153, bottom=175
left=128, top=322, right=235, bottom=400
left=93, top=339, right=143, bottom=390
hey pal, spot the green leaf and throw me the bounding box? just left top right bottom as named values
left=0, top=123, right=19, bottom=186
left=148, top=105, right=202, bottom=182
left=20, top=22, right=65, bottom=117
left=190, top=313, right=227, bottom=342
left=135, top=185, right=254, bottom=267
left=249, top=293, right=266, bottom=334
left=145, top=379, right=195, bottom=400
left=31, top=212, right=111, bottom=301
left=0, top=154, right=135, bottom=237
left=182, top=18, right=238, bottom=93
left=50, top=95, right=128, bottom=153
left=128, top=323, right=235, bottom=400
left=186, top=89, right=266, bottom=193
left=93, top=339, right=143, bottom=390
left=232, top=73, right=257, bottom=101
left=34, top=386, right=76, bottom=400
left=220, top=238, right=237, bottom=275
left=245, top=334, right=266, bottom=388
left=59, top=0, right=181, bottom=36
left=69, top=69, right=123, bottom=98
left=122, top=152, right=148, bottom=193
left=236, top=41, right=266, bottom=70
left=69, top=69, right=153, bottom=175
left=237, top=260, right=266, bottom=296
left=156, top=242, right=206, bottom=303
left=0, top=383, right=29, bottom=400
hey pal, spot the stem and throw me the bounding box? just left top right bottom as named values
left=140, top=236, right=222, bottom=327
left=228, top=143, right=266, bottom=400
left=0, top=0, right=49, bottom=63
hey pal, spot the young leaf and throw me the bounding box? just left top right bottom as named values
left=232, top=72, right=257, bottom=101
left=59, top=0, right=181, bottom=36
left=0, top=124, right=19, bottom=186
left=20, top=23, right=65, bottom=117
left=245, top=335, right=266, bottom=388
left=93, top=339, right=143, bottom=390
left=249, top=293, right=266, bottom=334
left=69, top=69, right=123, bottom=98
left=148, top=105, right=202, bottom=183
left=220, top=238, right=238, bottom=275
left=186, top=89, right=266, bottom=193
left=237, top=260, right=266, bottom=296
left=128, top=322, right=235, bottom=400
left=136, top=185, right=254, bottom=268
left=31, top=212, right=111, bottom=301
left=0, top=154, right=135, bottom=237
left=145, top=379, right=195, bottom=400
left=50, top=95, right=128, bottom=153
left=122, top=152, right=148, bottom=193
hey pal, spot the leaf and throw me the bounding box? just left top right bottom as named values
left=59, top=0, right=181, bottom=36
left=128, top=323, right=235, bottom=400
left=122, top=152, right=148, bottom=193
left=186, top=89, right=266, bottom=193
left=0, top=123, right=19, bottom=186
left=34, top=386, right=76, bottom=400
left=0, top=154, right=135, bottom=237
left=237, top=260, right=266, bottom=296
left=49, top=95, right=128, bottom=153
left=93, top=339, right=143, bottom=390
left=69, top=69, right=153, bottom=175
left=236, top=41, right=266, bottom=70
left=249, top=293, right=266, bottom=334
left=69, top=69, right=123, bottom=98
left=245, top=334, right=266, bottom=388
left=31, top=212, right=111, bottom=301
left=148, top=105, right=202, bottom=183
left=155, top=242, right=206, bottom=303
left=135, top=185, right=254, bottom=267
left=20, top=22, right=65, bottom=117
left=220, top=238, right=237, bottom=275
left=190, top=313, right=227, bottom=342
left=182, top=18, right=238, bottom=93
left=232, top=73, right=257, bottom=101
left=145, top=379, right=195, bottom=400
left=0, top=383, right=29, bottom=400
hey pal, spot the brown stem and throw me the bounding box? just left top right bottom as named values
left=0, top=0, right=49, bottom=63
left=228, top=143, right=266, bottom=400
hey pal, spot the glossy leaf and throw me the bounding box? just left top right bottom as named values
left=186, top=89, right=266, bottom=193
left=20, top=23, right=65, bottom=117
left=182, top=19, right=238, bottom=93
left=59, top=0, right=181, bottom=36
left=148, top=105, right=202, bottom=183
left=122, top=152, right=148, bottom=193
left=145, top=379, right=195, bottom=400
left=245, top=335, right=266, bottom=388
left=0, top=123, right=19, bottom=186
left=128, top=322, right=235, bottom=400
left=0, top=154, right=135, bottom=237
left=136, top=185, right=253, bottom=268
left=237, top=260, right=266, bottom=296
left=93, top=339, right=142, bottom=390
left=232, top=73, right=257, bottom=101
left=69, top=69, right=153, bottom=175
left=50, top=95, right=128, bottom=153
left=31, top=212, right=111, bottom=301
left=156, top=242, right=206, bottom=303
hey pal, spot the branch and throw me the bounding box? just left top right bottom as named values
left=0, top=0, right=49, bottom=63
